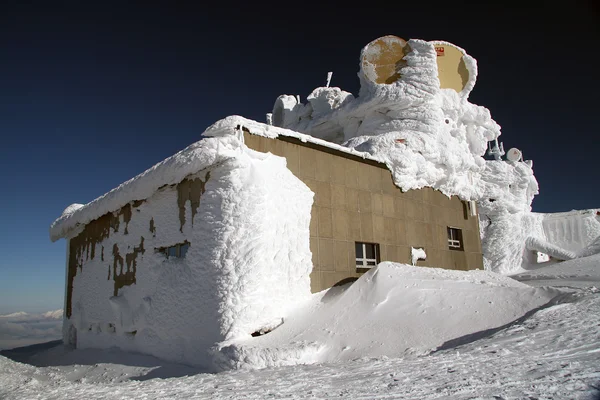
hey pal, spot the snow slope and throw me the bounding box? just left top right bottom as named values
left=1, top=257, right=599, bottom=399
left=212, top=263, right=558, bottom=370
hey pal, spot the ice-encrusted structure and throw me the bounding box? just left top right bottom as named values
left=272, top=39, right=498, bottom=201
left=49, top=35, right=597, bottom=370
left=270, top=37, right=599, bottom=274
left=50, top=130, right=313, bottom=368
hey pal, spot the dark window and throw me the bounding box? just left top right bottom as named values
left=157, top=242, right=190, bottom=259
left=355, top=242, right=380, bottom=268
left=447, top=227, right=464, bottom=251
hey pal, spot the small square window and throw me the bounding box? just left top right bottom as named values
left=157, top=241, right=190, bottom=259
left=356, top=242, right=380, bottom=269
left=447, top=227, right=464, bottom=251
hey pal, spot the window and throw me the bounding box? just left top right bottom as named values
left=447, top=227, right=463, bottom=250
left=355, top=242, right=380, bottom=268
left=157, top=241, right=190, bottom=259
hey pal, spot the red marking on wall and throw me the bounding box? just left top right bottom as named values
left=396, top=139, right=406, bottom=144
left=435, top=47, right=445, bottom=56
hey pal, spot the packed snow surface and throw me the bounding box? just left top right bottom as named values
left=2, top=257, right=599, bottom=399
left=212, top=262, right=558, bottom=369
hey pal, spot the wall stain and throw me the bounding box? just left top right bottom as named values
left=149, top=218, right=156, bottom=237
left=176, top=172, right=210, bottom=232
left=66, top=202, right=146, bottom=318
left=122, top=204, right=132, bottom=235
left=113, top=237, right=145, bottom=296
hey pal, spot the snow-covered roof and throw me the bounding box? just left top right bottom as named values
left=49, top=116, right=380, bottom=242
left=206, top=115, right=383, bottom=163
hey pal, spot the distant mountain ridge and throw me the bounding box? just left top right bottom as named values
left=0, top=310, right=63, bottom=320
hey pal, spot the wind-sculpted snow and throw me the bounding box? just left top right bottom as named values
left=210, top=262, right=558, bottom=369
left=5, top=258, right=600, bottom=399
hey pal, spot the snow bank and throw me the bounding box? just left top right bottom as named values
left=514, top=253, right=600, bottom=288
left=538, top=209, right=600, bottom=256
left=212, top=262, right=558, bottom=370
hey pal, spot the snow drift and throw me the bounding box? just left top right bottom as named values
left=212, top=262, right=558, bottom=370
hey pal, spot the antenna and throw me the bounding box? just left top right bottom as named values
left=326, top=72, right=333, bottom=88
left=487, top=139, right=505, bottom=160
left=506, top=147, right=523, bottom=162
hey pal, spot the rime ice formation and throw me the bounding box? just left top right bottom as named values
left=270, top=38, right=599, bottom=274
left=272, top=39, right=498, bottom=201
left=51, top=130, right=313, bottom=368
left=411, top=247, right=427, bottom=266
left=49, top=35, right=598, bottom=370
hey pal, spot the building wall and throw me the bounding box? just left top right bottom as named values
left=62, top=151, right=314, bottom=367
left=63, top=172, right=216, bottom=359
left=244, top=133, right=483, bottom=292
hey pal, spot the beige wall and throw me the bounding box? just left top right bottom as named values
left=244, top=133, right=483, bottom=292
left=434, top=43, right=470, bottom=93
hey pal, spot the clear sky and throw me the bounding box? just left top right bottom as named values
left=0, top=2, right=598, bottom=314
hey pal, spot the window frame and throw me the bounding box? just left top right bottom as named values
left=355, top=242, right=380, bottom=269
left=447, top=227, right=464, bottom=251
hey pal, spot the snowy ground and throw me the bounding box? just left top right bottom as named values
left=1, top=257, right=599, bottom=399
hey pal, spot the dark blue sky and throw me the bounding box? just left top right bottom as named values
left=0, top=2, right=598, bottom=313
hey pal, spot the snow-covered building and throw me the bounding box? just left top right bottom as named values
left=48, top=116, right=484, bottom=366
left=48, top=35, right=526, bottom=367
left=240, top=120, right=485, bottom=292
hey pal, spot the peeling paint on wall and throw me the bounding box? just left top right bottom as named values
left=149, top=218, right=156, bottom=236
left=113, top=237, right=145, bottom=296
left=66, top=175, right=209, bottom=318
left=66, top=203, right=147, bottom=317
left=122, top=204, right=132, bottom=234
left=176, top=172, right=210, bottom=232
left=67, top=212, right=119, bottom=317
